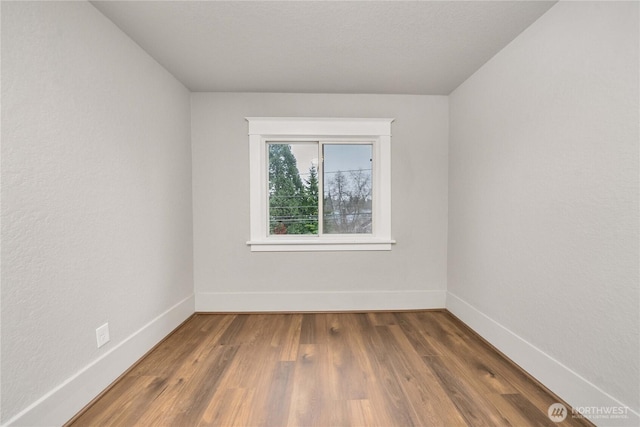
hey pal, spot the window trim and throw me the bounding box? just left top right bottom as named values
left=246, top=117, right=395, bottom=252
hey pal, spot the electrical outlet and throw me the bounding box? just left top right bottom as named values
left=96, top=323, right=110, bottom=348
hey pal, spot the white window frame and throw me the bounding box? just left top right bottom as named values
left=246, top=117, right=395, bottom=252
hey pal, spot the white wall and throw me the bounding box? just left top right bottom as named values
left=448, top=1, right=639, bottom=423
left=192, top=93, right=448, bottom=311
left=1, top=2, right=194, bottom=425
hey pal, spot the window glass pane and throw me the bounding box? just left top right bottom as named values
left=323, top=144, right=373, bottom=234
left=268, top=143, right=319, bottom=235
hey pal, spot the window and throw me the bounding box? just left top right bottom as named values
left=246, top=118, right=394, bottom=251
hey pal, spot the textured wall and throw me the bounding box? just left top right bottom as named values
left=449, top=1, right=639, bottom=414
left=1, top=2, right=193, bottom=422
left=192, top=93, right=448, bottom=308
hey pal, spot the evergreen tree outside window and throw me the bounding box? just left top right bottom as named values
left=268, top=143, right=319, bottom=235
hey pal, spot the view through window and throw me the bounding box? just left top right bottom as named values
left=268, top=142, right=373, bottom=235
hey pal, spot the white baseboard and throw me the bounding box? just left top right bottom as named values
left=446, top=292, right=640, bottom=427
left=196, top=289, right=446, bottom=312
left=3, top=294, right=195, bottom=427
left=14, top=291, right=634, bottom=426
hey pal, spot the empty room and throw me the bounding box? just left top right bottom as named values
left=1, top=1, right=638, bottom=426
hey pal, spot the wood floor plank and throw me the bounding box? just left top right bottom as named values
left=128, top=314, right=226, bottom=377
left=432, top=312, right=593, bottom=427
left=501, top=393, right=559, bottom=427
left=106, top=315, right=238, bottom=426
left=374, top=324, right=468, bottom=426
left=424, top=355, right=512, bottom=427
left=394, top=312, right=441, bottom=357
left=299, top=312, right=317, bottom=344
left=353, top=314, right=433, bottom=427
left=132, top=343, right=239, bottom=426
left=275, top=313, right=303, bottom=361
left=326, top=313, right=369, bottom=401
left=216, top=314, right=247, bottom=345
left=70, top=375, right=162, bottom=426
left=347, top=399, right=375, bottom=426
left=436, top=313, right=572, bottom=417
left=198, top=387, right=255, bottom=427
left=256, top=361, right=295, bottom=427
left=286, top=343, right=327, bottom=427
left=197, top=346, right=277, bottom=425
left=399, top=311, right=518, bottom=395
left=367, top=311, right=398, bottom=326
left=68, top=311, right=595, bottom=427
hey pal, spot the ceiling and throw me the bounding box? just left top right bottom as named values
left=91, top=1, right=556, bottom=95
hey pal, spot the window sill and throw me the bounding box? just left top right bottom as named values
left=246, top=239, right=396, bottom=252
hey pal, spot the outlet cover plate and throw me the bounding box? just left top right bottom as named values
left=96, top=323, right=110, bottom=348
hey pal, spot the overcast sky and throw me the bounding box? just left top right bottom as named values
left=289, top=143, right=372, bottom=181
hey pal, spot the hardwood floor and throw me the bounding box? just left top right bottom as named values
left=68, top=311, right=593, bottom=427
